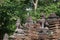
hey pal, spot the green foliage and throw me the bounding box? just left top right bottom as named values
left=36, top=0, right=60, bottom=18
left=0, top=0, right=27, bottom=39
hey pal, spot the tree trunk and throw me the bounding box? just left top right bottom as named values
left=33, top=0, right=38, bottom=14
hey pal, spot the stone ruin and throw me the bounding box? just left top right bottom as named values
left=8, top=13, right=60, bottom=40
left=3, top=33, right=9, bottom=40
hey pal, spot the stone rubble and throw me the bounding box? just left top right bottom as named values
left=9, top=13, right=60, bottom=40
